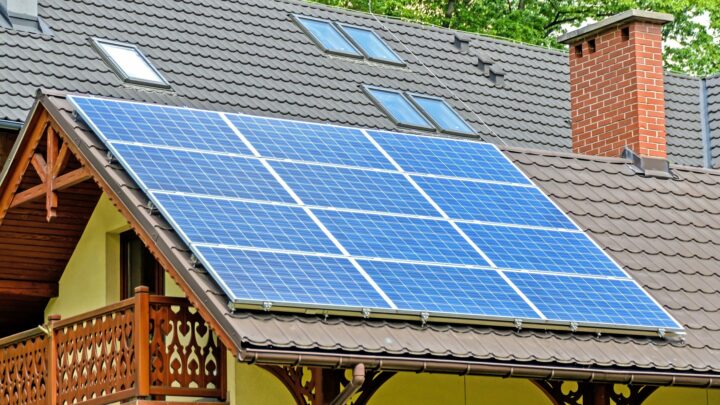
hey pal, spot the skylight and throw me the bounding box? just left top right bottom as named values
left=365, top=86, right=476, bottom=135
left=295, top=16, right=362, bottom=57
left=339, top=24, right=404, bottom=64
left=409, top=94, right=476, bottom=135
left=364, top=87, right=433, bottom=129
left=92, top=38, right=170, bottom=88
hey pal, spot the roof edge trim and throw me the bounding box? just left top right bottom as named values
left=241, top=348, right=720, bottom=388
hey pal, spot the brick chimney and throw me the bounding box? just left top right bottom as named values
left=559, top=10, right=673, bottom=159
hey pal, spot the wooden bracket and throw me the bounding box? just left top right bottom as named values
left=534, top=381, right=658, bottom=405
left=8, top=123, right=90, bottom=221
left=261, top=365, right=394, bottom=404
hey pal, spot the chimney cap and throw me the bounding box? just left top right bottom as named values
left=558, top=10, right=673, bottom=44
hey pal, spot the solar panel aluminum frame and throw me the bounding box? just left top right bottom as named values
left=405, top=92, right=478, bottom=137
left=90, top=38, right=172, bottom=90
left=361, top=85, right=435, bottom=131
left=335, top=22, right=406, bottom=66
left=66, top=95, right=685, bottom=339
left=291, top=14, right=365, bottom=59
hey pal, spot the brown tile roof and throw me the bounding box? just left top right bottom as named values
left=38, top=91, right=720, bottom=382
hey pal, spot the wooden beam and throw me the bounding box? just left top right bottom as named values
left=0, top=279, right=58, bottom=298
left=0, top=111, right=49, bottom=225
left=52, top=142, right=69, bottom=177
left=30, top=153, right=47, bottom=183
left=45, top=126, right=58, bottom=221
left=10, top=167, right=91, bottom=208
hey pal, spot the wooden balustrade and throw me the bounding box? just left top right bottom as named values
left=0, top=287, right=226, bottom=404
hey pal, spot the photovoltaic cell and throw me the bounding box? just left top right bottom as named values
left=458, top=223, right=625, bottom=277
left=368, top=130, right=531, bottom=184
left=69, top=96, right=252, bottom=154
left=271, top=161, right=436, bottom=216
left=414, top=175, right=575, bottom=229
left=112, top=143, right=294, bottom=203
left=361, top=260, right=538, bottom=317
left=506, top=272, right=678, bottom=328
left=153, top=194, right=340, bottom=254
left=197, top=247, right=390, bottom=308
left=314, top=210, right=490, bottom=266
left=227, top=114, right=395, bottom=170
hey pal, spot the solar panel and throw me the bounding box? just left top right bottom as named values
left=197, top=247, right=389, bottom=308
left=458, top=223, right=625, bottom=277
left=505, top=272, right=680, bottom=328
left=154, top=194, right=341, bottom=254
left=369, top=130, right=531, bottom=184
left=70, top=96, right=251, bottom=154
left=314, top=210, right=491, bottom=266
left=69, top=95, right=682, bottom=336
left=360, top=260, right=537, bottom=317
left=414, top=175, right=576, bottom=229
left=272, top=161, right=437, bottom=216
left=112, top=143, right=294, bottom=202
left=227, top=114, right=395, bottom=169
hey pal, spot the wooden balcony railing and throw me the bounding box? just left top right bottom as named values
left=0, top=287, right=226, bottom=404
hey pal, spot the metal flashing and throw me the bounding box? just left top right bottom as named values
left=700, top=78, right=712, bottom=168
left=621, top=147, right=672, bottom=179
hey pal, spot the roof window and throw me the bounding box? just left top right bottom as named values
left=338, top=23, right=404, bottom=64
left=295, top=16, right=362, bottom=57
left=364, top=86, right=433, bottom=130
left=409, top=94, right=476, bottom=135
left=295, top=15, right=404, bottom=65
left=92, top=38, right=170, bottom=88
left=364, top=86, right=476, bottom=136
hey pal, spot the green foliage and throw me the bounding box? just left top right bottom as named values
left=311, top=0, right=720, bottom=76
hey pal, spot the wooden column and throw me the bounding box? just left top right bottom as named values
left=46, top=314, right=61, bottom=405
left=134, top=286, right=150, bottom=398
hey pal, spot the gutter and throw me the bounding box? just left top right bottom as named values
left=240, top=349, right=720, bottom=388
left=0, top=119, right=22, bottom=131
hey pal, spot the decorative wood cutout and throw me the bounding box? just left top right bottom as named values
left=262, top=364, right=395, bottom=404
left=0, top=333, right=48, bottom=404
left=148, top=296, right=226, bottom=399
left=8, top=121, right=90, bottom=221
left=534, top=380, right=658, bottom=405
left=0, top=289, right=225, bottom=404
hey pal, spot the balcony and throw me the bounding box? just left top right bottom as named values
left=0, top=287, right=226, bottom=404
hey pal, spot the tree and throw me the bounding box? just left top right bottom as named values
left=311, top=0, right=720, bottom=76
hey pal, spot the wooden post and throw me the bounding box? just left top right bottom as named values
left=46, top=314, right=61, bottom=405
left=134, top=286, right=151, bottom=398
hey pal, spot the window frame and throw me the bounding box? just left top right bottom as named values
left=120, top=230, right=165, bottom=299
left=336, top=22, right=405, bottom=66
left=91, top=37, right=172, bottom=89
left=292, top=15, right=364, bottom=59
left=407, top=93, right=477, bottom=137
left=362, top=85, right=435, bottom=131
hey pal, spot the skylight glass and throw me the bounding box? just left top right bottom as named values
left=93, top=38, right=170, bottom=88
left=339, top=24, right=404, bottom=64
left=296, top=16, right=361, bottom=57
left=410, top=95, right=476, bottom=135
left=365, top=87, right=433, bottom=129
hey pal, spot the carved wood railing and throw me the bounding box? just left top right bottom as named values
left=0, top=328, right=49, bottom=404
left=0, top=287, right=226, bottom=404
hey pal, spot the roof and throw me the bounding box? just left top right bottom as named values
left=3, top=0, right=720, bottom=381
left=0, top=0, right=713, bottom=167
left=38, top=91, right=720, bottom=380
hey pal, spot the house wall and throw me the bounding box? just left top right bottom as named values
left=41, top=193, right=720, bottom=405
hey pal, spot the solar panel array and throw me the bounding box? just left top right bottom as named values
left=68, top=95, right=682, bottom=334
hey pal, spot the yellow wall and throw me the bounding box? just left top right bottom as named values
left=41, top=194, right=720, bottom=405
left=44, top=194, right=129, bottom=320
